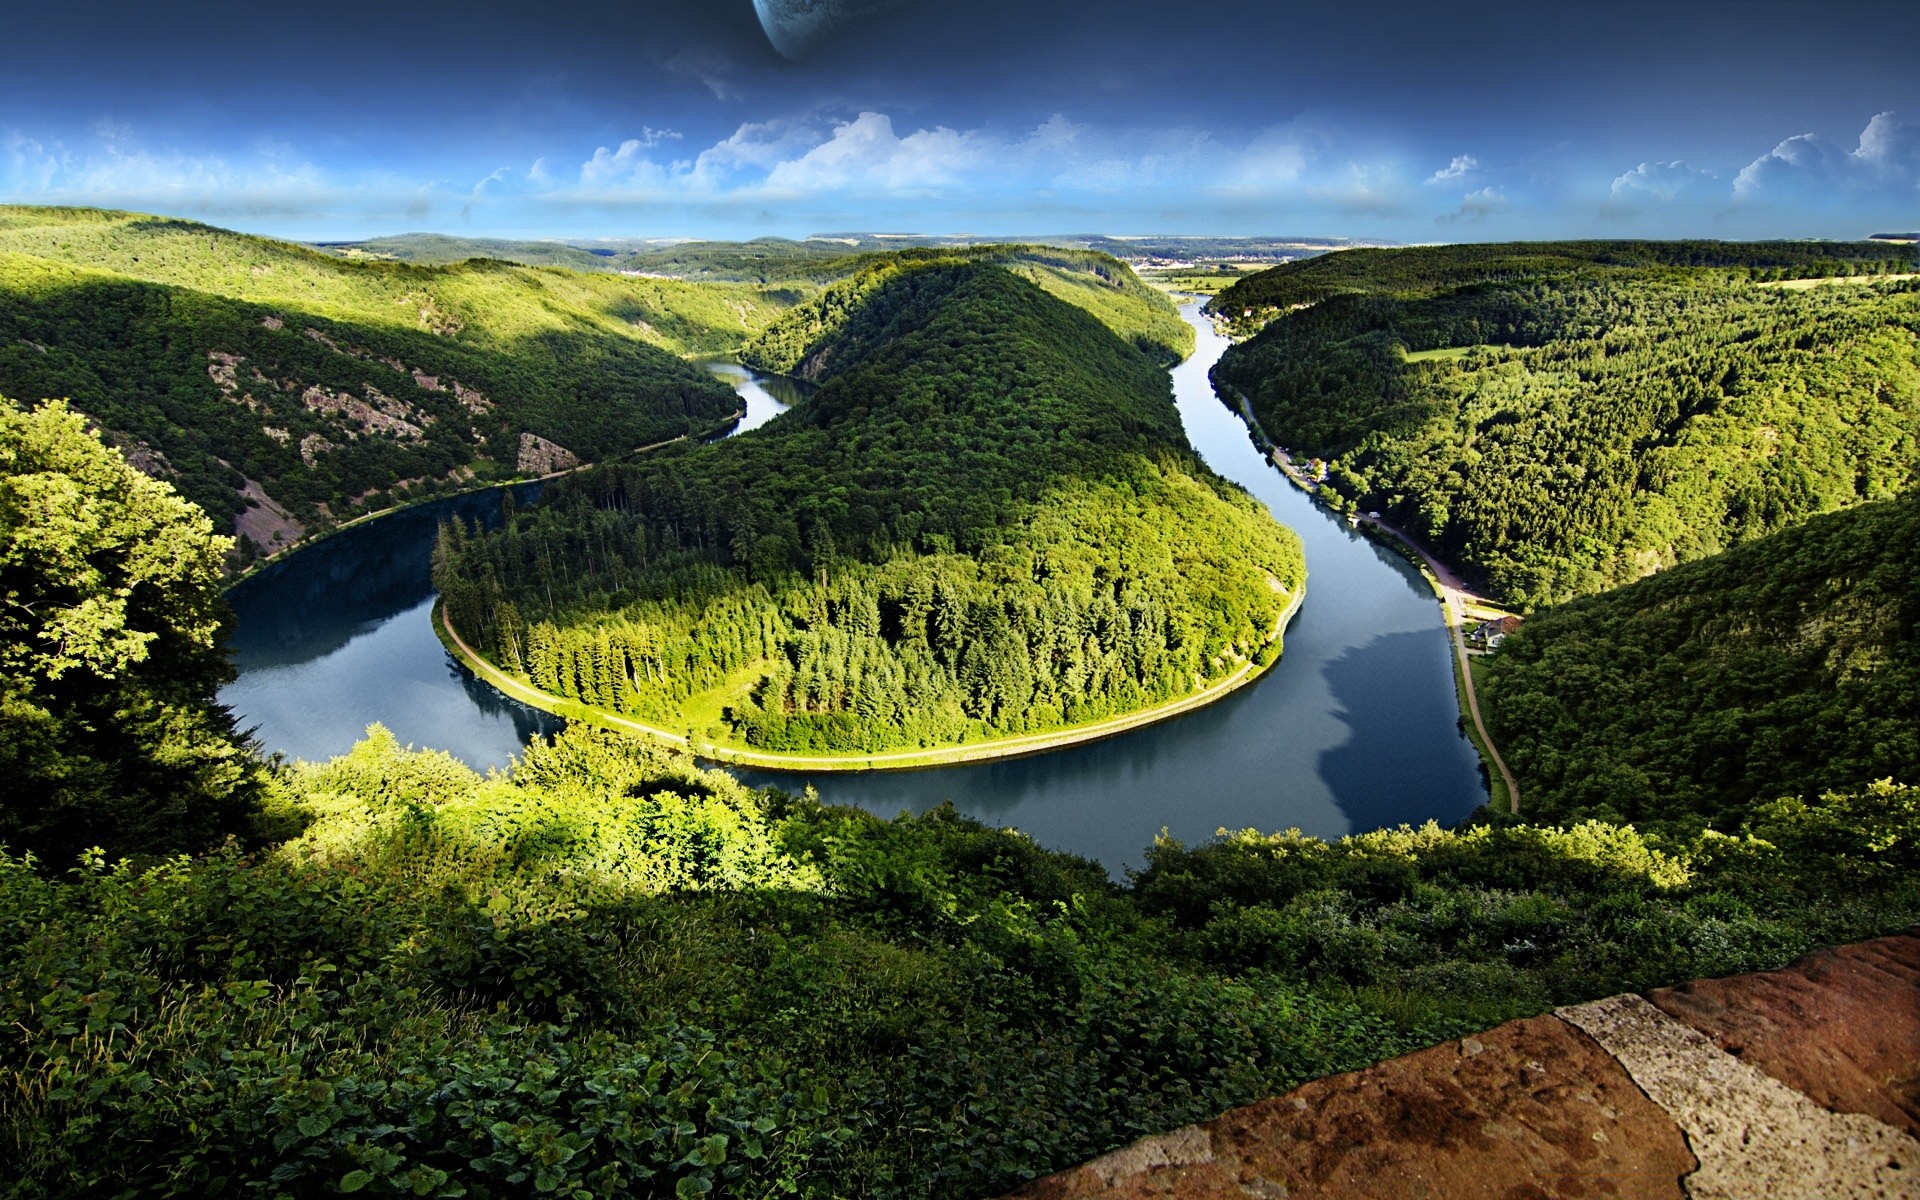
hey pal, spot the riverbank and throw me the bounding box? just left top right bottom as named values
left=1224, top=382, right=1520, bottom=814
left=222, top=413, right=741, bottom=588
left=435, top=581, right=1305, bottom=773
left=1348, top=513, right=1522, bottom=815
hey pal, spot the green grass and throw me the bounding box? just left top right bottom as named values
left=1399, top=345, right=1478, bottom=363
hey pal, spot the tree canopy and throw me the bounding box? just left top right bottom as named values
left=436, top=259, right=1298, bottom=755
left=1210, top=240, right=1920, bottom=607
left=0, top=397, right=261, bottom=862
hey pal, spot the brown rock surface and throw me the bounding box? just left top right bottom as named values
left=1560, top=994, right=1920, bottom=1200
left=1001, top=1016, right=1695, bottom=1200
left=1646, top=928, right=1920, bottom=1138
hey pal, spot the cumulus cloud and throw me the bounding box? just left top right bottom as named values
left=1425, top=154, right=1478, bottom=184
left=762, top=112, right=984, bottom=192
left=1734, top=110, right=1920, bottom=200
left=1437, top=186, right=1507, bottom=224
left=579, top=133, right=684, bottom=188
left=1608, top=160, right=1717, bottom=203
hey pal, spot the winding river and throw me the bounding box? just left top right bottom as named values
left=221, top=303, right=1485, bottom=871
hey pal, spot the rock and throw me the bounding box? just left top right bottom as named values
left=1001, top=1016, right=1694, bottom=1199
left=1646, top=928, right=1920, bottom=1137
left=1560, top=993, right=1920, bottom=1200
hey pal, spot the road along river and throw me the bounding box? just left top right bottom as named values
left=222, top=308, right=1486, bottom=871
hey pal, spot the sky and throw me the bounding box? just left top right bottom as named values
left=3, top=0, right=1916, bottom=243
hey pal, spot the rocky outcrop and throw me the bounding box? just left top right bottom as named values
left=517, top=432, right=579, bottom=475
left=1003, top=930, right=1920, bottom=1200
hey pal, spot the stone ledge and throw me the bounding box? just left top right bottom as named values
left=1001, top=932, right=1920, bottom=1200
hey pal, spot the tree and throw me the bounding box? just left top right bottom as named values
left=0, top=397, right=262, bottom=863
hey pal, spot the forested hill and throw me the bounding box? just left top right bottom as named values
left=436, top=258, right=1301, bottom=756
left=0, top=207, right=785, bottom=562
left=1208, top=240, right=1920, bottom=607
left=1484, top=493, right=1920, bottom=828
left=742, top=245, right=1194, bottom=368
left=8, top=350, right=1920, bottom=1200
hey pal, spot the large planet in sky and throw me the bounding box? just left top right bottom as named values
left=751, top=0, right=920, bottom=60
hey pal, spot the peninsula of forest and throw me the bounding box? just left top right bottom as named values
left=434, top=254, right=1305, bottom=763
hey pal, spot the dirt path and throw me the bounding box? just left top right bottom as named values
left=437, top=584, right=1305, bottom=773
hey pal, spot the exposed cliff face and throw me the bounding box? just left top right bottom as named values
left=1004, top=930, right=1920, bottom=1200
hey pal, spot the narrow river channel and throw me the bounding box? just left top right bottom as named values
left=221, top=303, right=1485, bottom=871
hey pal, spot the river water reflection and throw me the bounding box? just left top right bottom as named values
left=222, top=309, right=1485, bottom=871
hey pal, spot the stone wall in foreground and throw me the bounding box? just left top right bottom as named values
left=1002, top=929, right=1920, bottom=1200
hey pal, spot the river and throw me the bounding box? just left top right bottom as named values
left=221, top=305, right=1486, bottom=871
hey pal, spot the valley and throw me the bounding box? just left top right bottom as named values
left=3, top=215, right=1917, bottom=1200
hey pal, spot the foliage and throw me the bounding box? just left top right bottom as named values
left=1208, top=241, right=1920, bottom=606
left=740, top=247, right=1191, bottom=371
left=0, top=727, right=1447, bottom=1199
left=0, top=398, right=262, bottom=862
left=6, top=723, right=1916, bottom=1198
left=1484, top=494, right=1920, bottom=827
left=0, top=207, right=762, bottom=557
left=1136, top=780, right=1920, bottom=1026
left=436, top=260, right=1299, bottom=754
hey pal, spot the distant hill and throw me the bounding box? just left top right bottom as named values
left=742, top=244, right=1194, bottom=367
left=324, top=232, right=871, bottom=283
left=1484, top=493, right=1920, bottom=827
left=0, top=207, right=799, bottom=561
left=1208, top=239, right=1920, bottom=607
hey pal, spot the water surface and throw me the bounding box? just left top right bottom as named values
left=223, top=319, right=1484, bottom=870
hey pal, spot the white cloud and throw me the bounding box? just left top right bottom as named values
left=690, top=117, right=823, bottom=186
left=472, top=166, right=512, bottom=195
left=1438, top=186, right=1507, bottom=224
left=763, top=112, right=983, bottom=192
left=1735, top=110, right=1920, bottom=199
left=579, top=138, right=675, bottom=188
left=1425, top=154, right=1478, bottom=184
left=1608, top=160, right=1717, bottom=203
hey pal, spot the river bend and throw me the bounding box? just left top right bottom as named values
left=221, top=307, right=1485, bottom=870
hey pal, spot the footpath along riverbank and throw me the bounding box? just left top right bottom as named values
left=436, top=581, right=1305, bottom=773
left=1235, top=388, right=1520, bottom=814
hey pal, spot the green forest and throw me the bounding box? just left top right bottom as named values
left=1483, top=493, right=1920, bottom=829
left=435, top=259, right=1295, bottom=755
left=1208, top=240, right=1920, bottom=607
left=0, top=208, right=785, bottom=561
left=6, top=395, right=1920, bottom=1198
left=0, top=210, right=1195, bottom=568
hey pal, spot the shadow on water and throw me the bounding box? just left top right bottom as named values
left=226, top=484, right=540, bottom=668
left=223, top=302, right=1488, bottom=869
left=221, top=483, right=558, bottom=769
left=1317, top=629, right=1486, bottom=833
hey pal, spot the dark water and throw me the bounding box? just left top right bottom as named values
left=220, top=365, right=791, bottom=766
left=223, top=314, right=1485, bottom=870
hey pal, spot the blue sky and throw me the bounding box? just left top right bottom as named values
left=3, top=1, right=1916, bottom=241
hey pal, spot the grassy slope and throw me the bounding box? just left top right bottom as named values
left=0, top=208, right=797, bottom=554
